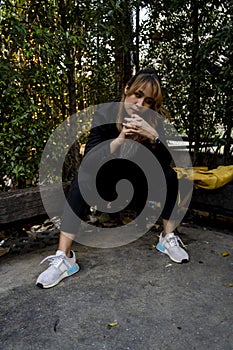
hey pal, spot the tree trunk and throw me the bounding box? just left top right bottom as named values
left=134, top=4, right=140, bottom=72
left=188, top=0, right=201, bottom=164
left=223, top=98, right=233, bottom=164
left=114, top=1, right=133, bottom=96
left=58, top=0, right=80, bottom=181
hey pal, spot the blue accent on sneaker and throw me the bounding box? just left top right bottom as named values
left=156, top=243, right=165, bottom=252
left=67, top=263, right=79, bottom=276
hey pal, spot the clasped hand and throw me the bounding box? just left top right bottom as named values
left=122, top=114, right=155, bottom=141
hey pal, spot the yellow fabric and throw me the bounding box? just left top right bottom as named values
left=174, top=165, right=233, bottom=190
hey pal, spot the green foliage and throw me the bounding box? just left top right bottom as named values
left=0, top=0, right=232, bottom=190
left=0, top=0, right=65, bottom=188
left=142, top=0, right=232, bottom=165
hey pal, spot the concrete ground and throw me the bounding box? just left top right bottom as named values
left=0, top=224, right=233, bottom=350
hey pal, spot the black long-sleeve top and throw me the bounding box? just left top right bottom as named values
left=82, top=101, right=172, bottom=171
left=76, top=101, right=175, bottom=210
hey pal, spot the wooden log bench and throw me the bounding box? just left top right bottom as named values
left=189, top=182, right=233, bottom=218
left=0, top=182, right=232, bottom=226
left=0, top=185, right=70, bottom=226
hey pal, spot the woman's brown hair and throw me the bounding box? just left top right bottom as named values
left=116, top=68, right=170, bottom=131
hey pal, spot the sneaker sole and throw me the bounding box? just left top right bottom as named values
left=36, top=263, right=80, bottom=289
left=156, top=243, right=189, bottom=264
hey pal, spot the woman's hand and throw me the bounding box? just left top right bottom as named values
left=123, top=114, right=158, bottom=142
left=110, top=122, right=141, bottom=154
left=110, top=113, right=159, bottom=154
left=110, top=128, right=128, bottom=153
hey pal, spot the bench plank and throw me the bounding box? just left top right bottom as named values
left=190, top=183, right=233, bottom=216
left=0, top=183, right=232, bottom=225
left=0, top=185, right=69, bottom=224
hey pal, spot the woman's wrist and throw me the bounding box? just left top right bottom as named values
left=112, top=137, right=125, bottom=146
left=149, top=132, right=160, bottom=144
left=110, top=137, right=125, bottom=154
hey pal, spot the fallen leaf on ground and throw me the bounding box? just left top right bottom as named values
left=165, top=263, right=173, bottom=268
left=0, top=247, right=10, bottom=257
left=223, top=283, right=233, bottom=287
left=72, top=276, right=80, bottom=281
left=221, top=251, right=229, bottom=257
left=108, top=321, right=118, bottom=328
left=148, top=280, right=156, bottom=286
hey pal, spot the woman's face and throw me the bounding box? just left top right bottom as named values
left=124, top=82, right=155, bottom=116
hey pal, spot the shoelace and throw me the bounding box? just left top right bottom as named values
left=40, top=254, right=67, bottom=268
left=166, top=235, right=186, bottom=248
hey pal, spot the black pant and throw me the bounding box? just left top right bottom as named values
left=60, top=161, right=179, bottom=234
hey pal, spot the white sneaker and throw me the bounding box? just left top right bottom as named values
left=36, top=250, right=79, bottom=288
left=156, top=232, right=189, bottom=263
